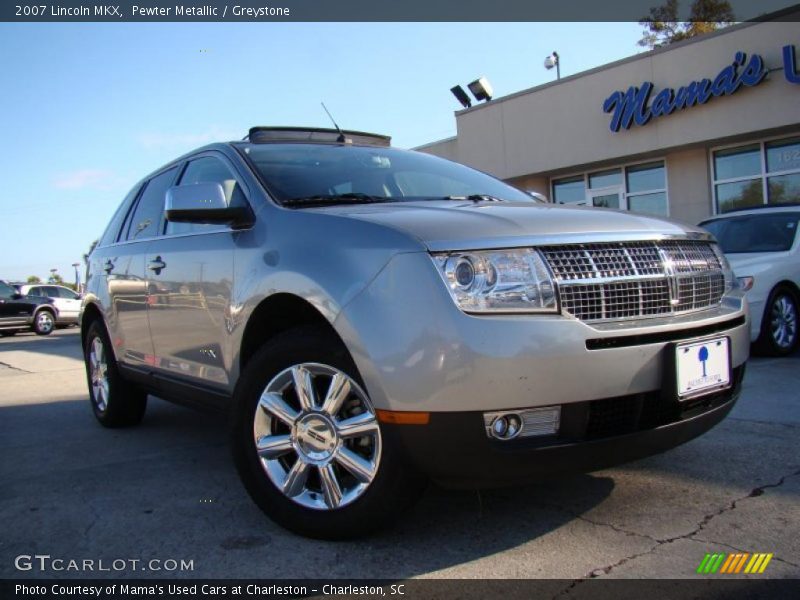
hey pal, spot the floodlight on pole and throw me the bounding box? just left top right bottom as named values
left=450, top=85, right=472, bottom=109
left=544, top=51, right=560, bottom=80
left=467, top=76, right=494, bottom=103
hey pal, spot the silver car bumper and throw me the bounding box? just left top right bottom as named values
left=336, top=252, right=749, bottom=413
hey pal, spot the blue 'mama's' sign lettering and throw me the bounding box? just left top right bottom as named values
left=603, top=51, right=768, bottom=132
left=784, top=44, right=800, bottom=84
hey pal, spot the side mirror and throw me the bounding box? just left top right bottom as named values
left=165, top=183, right=253, bottom=228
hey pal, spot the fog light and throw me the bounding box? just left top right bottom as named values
left=484, top=406, right=560, bottom=440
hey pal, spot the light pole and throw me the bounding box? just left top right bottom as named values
left=72, top=262, right=81, bottom=291
left=544, top=51, right=560, bottom=80
left=49, top=268, right=58, bottom=284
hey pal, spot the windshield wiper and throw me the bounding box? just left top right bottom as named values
left=282, top=193, right=390, bottom=208
left=443, top=194, right=506, bottom=203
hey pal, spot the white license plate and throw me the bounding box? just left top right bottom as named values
left=676, top=337, right=731, bottom=400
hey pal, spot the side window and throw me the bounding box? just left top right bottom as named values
left=0, top=282, right=16, bottom=298
left=166, top=156, right=247, bottom=236
left=99, top=183, right=142, bottom=247
left=28, top=287, right=41, bottom=296
left=58, top=287, right=79, bottom=299
left=44, top=287, right=60, bottom=298
left=124, top=168, right=179, bottom=241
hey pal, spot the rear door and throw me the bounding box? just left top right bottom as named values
left=52, top=286, right=81, bottom=319
left=145, top=154, right=249, bottom=389
left=99, top=167, right=180, bottom=367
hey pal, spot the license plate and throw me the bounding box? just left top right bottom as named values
left=676, top=337, right=731, bottom=400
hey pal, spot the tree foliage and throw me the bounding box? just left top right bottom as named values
left=639, top=0, right=735, bottom=49
left=26, top=275, right=42, bottom=284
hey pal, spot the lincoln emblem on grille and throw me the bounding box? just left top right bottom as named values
left=657, top=246, right=681, bottom=307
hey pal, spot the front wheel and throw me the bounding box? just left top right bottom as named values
left=33, top=310, right=55, bottom=335
left=231, top=326, right=426, bottom=539
left=755, top=287, right=799, bottom=356
left=83, top=320, right=147, bottom=427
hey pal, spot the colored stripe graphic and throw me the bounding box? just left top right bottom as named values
left=699, top=552, right=773, bottom=574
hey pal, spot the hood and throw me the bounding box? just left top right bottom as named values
left=314, top=201, right=709, bottom=251
left=727, top=252, right=787, bottom=274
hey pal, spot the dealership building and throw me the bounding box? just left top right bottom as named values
left=417, top=11, right=800, bottom=224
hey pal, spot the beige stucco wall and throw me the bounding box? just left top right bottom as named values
left=666, top=148, right=714, bottom=224
left=419, top=19, right=800, bottom=182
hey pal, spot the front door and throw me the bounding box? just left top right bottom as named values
left=146, top=154, right=248, bottom=390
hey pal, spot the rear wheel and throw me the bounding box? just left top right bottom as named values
left=33, top=310, right=55, bottom=335
left=231, top=326, right=426, bottom=539
left=755, top=286, right=799, bottom=356
left=83, top=320, right=147, bottom=427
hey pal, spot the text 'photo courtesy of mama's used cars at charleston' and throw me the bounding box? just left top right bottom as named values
left=80, top=127, right=749, bottom=539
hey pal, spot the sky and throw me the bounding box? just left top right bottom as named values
left=0, top=22, right=647, bottom=283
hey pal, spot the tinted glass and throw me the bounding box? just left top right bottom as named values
left=125, top=168, right=178, bottom=241
left=766, top=137, right=800, bottom=173
left=56, top=287, right=78, bottom=299
left=714, top=145, right=761, bottom=180
left=552, top=176, right=586, bottom=205
left=168, top=157, right=246, bottom=235
left=592, top=193, right=620, bottom=209
left=588, top=169, right=622, bottom=189
left=0, top=281, right=15, bottom=297
left=626, top=162, right=665, bottom=193
left=716, top=180, right=763, bottom=213
left=629, top=192, right=668, bottom=216
left=767, top=173, right=800, bottom=205
left=243, top=144, right=531, bottom=203
left=702, top=213, right=799, bottom=253
left=100, top=183, right=141, bottom=247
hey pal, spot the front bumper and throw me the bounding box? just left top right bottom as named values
left=335, top=252, right=750, bottom=413
left=383, top=365, right=744, bottom=488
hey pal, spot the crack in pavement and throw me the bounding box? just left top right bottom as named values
left=551, top=469, right=800, bottom=597
left=0, top=360, right=32, bottom=374
left=728, top=417, right=800, bottom=429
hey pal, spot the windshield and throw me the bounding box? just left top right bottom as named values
left=702, top=212, right=799, bottom=253
left=238, top=143, right=532, bottom=205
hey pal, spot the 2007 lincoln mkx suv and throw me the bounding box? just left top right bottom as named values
left=82, top=127, right=749, bottom=539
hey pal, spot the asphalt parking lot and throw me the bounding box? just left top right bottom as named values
left=1, top=328, right=798, bottom=583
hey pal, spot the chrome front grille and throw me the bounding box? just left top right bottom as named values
left=539, top=240, right=725, bottom=322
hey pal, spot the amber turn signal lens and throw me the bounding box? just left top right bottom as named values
left=376, top=410, right=430, bottom=425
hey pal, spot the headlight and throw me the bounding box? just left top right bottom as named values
left=711, top=243, right=735, bottom=293
left=432, top=248, right=557, bottom=313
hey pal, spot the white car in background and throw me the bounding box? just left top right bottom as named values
left=700, top=206, right=800, bottom=356
left=19, top=284, right=81, bottom=326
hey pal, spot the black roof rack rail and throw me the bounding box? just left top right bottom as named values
left=246, top=127, right=391, bottom=147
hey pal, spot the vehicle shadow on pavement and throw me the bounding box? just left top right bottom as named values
left=0, top=395, right=616, bottom=579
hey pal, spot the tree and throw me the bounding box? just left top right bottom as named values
left=26, top=275, right=42, bottom=284
left=639, top=0, right=735, bottom=49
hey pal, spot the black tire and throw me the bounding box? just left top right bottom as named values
left=231, top=325, right=426, bottom=540
left=32, top=310, right=55, bottom=336
left=83, top=319, right=147, bottom=427
left=754, top=286, right=799, bottom=357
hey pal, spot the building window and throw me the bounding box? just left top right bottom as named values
left=712, top=136, right=800, bottom=213
left=551, top=160, right=667, bottom=216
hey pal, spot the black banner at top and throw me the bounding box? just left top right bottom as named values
left=2, top=0, right=800, bottom=22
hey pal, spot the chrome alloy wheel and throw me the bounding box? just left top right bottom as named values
left=254, top=363, right=382, bottom=510
left=89, top=336, right=110, bottom=411
left=36, top=311, right=54, bottom=334
left=771, top=294, right=798, bottom=350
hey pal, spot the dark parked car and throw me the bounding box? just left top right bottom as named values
left=0, top=280, right=57, bottom=336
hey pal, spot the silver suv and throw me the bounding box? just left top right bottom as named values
left=82, top=127, right=749, bottom=539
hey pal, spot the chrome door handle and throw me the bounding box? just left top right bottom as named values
left=148, top=257, right=167, bottom=273
left=103, top=260, right=114, bottom=274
